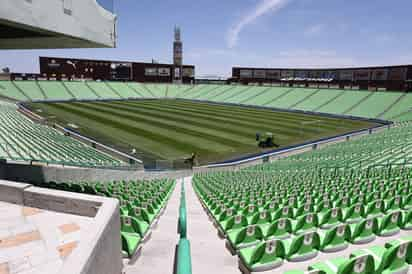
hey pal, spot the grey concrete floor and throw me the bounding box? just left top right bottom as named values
left=123, top=179, right=180, bottom=274
left=185, top=176, right=240, bottom=274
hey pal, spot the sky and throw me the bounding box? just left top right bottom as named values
left=1, top=0, right=411, bottom=77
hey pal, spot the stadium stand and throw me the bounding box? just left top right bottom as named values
left=2, top=81, right=412, bottom=124
left=316, top=90, right=372, bottom=115
left=33, top=178, right=175, bottom=259
left=0, top=101, right=122, bottom=167
left=86, top=81, right=122, bottom=99
left=38, top=80, right=74, bottom=101
left=266, top=88, right=319, bottom=109
left=13, top=80, right=46, bottom=101
left=381, top=94, right=412, bottom=120
left=126, top=82, right=154, bottom=97
left=63, top=81, right=100, bottom=100
left=246, top=87, right=292, bottom=106
left=0, top=80, right=29, bottom=101
left=193, top=123, right=412, bottom=273
left=145, top=84, right=167, bottom=98
left=294, top=89, right=344, bottom=112
left=345, top=92, right=403, bottom=118
left=106, top=81, right=142, bottom=98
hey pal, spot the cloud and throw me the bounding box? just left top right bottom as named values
left=304, top=24, right=324, bottom=37
left=226, top=0, right=291, bottom=48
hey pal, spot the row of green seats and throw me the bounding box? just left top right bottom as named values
left=285, top=235, right=412, bottom=274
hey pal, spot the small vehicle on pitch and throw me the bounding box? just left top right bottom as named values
left=256, top=132, right=279, bottom=148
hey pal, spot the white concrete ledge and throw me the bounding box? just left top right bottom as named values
left=0, top=180, right=122, bottom=274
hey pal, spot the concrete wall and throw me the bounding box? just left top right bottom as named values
left=1, top=0, right=116, bottom=49
left=0, top=180, right=122, bottom=274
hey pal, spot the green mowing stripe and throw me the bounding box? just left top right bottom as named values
left=33, top=103, right=183, bottom=159
left=137, top=100, right=355, bottom=134
left=85, top=101, right=256, bottom=147
left=68, top=102, right=238, bottom=152
left=114, top=100, right=316, bottom=142
left=162, top=99, right=371, bottom=130
left=52, top=103, right=219, bottom=157
left=105, top=101, right=272, bottom=142
left=121, top=100, right=324, bottom=138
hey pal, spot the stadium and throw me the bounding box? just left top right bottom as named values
left=0, top=1, right=412, bottom=274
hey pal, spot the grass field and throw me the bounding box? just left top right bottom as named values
left=28, top=99, right=378, bottom=165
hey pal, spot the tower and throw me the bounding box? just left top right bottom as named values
left=173, top=26, right=183, bottom=82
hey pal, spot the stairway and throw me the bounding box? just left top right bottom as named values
left=221, top=86, right=252, bottom=102
left=61, top=81, right=77, bottom=99
left=104, top=82, right=124, bottom=99
left=288, top=89, right=320, bottom=109
left=312, top=90, right=345, bottom=112
left=35, top=81, right=48, bottom=100
left=11, top=81, right=31, bottom=101
left=84, top=82, right=102, bottom=99
left=125, top=83, right=144, bottom=97
left=239, top=86, right=272, bottom=105
left=342, top=92, right=374, bottom=115
left=262, top=88, right=295, bottom=106
left=377, top=93, right=407, bottom=119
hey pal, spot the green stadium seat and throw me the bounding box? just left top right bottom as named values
left=375, top=211, right=401, bottom=236
left=309, top=254, right=375, bottom=274
left=283, top=232, right=320, bottom=262
left=238, top=239, right=286, bottom=272
left=350, top=243, right=409, bottom=274
left=226, top=224, right=264, bottom=254
left=348, top=218, right=377, bottom=244
left=264, top=218, right=292, bottom=240
left=318, top=224, right=350, bottom=253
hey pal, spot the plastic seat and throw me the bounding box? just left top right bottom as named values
left=264, top=218, right=292, bottom=240
left=400, top=208, right=412, bottom=230
left=283, top=231, right=320, bottom=262
left=309, top=254, right=375, bottom=274
left=348, top=218, right=377, bottom=244
left=238, top=239, right=285, bottom=272
left=350, top=243, right=409, bottom=274
left=342, top=203, right=364, bottom=223
left=226, top=225, right=264, bottom=254
left=291, top=213, right=318, bottom=235
left=319, top=224, right=350, bottom=253
left=318, top=208, right=342, bottom=229
left=120, top=216, right=143, bottom=258
left=375, top=211, right=401, bottom=237
left=363, top=199, right=384, bottom=218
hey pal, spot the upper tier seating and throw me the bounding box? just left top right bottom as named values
left=0, top=81, right=29, bottom=101
left=106, top=82, right=142, bottom=98
left=13, top=81, right=46, bottom=100
left=63, top=81, right=99, bottom=100
left=1, top=80, right=410, bottom=122
left=38, top=81, right=74, bottom=100
left=86, top=81, right=121, bottom=99
left=346, top=92, right=403, bottom=118
left=316, top=90, right=371, bottom=115
left=0, top=101, right=122, bottom=167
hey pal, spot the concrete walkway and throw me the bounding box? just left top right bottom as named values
left=184, top=176, right=240, bottom=274
left=123, top=179, right=181, bottom=274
